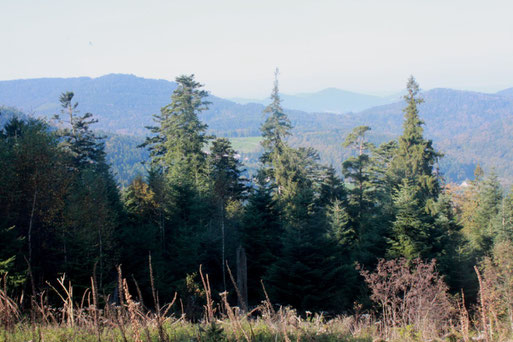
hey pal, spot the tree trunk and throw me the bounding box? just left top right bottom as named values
left=236, top=245, right=248, bottom=312
left=28, top=188, right=37, bottom=267
left=221, top=201, right=226, bottom=292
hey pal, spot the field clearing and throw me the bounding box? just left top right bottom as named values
left=228, top=136, right=263, bottom=154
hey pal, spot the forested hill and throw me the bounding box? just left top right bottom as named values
left=0, top=74, right=350, bottom=137
left=355, top=88, right=513, bottom=183
left=0, top=74, right=177, bottom=135
left=497, top=87, right=513, bottom=98
left=2, top=74, right=513, bottom=183
left=230, top=87, right=396, bottom=113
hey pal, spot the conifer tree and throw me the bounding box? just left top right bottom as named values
left=495, top=190, right=513, bottom=244
left=463, top=172, right=503, bottom=256
left=208, top=138, right=246, bottom=290
left=388, top=180, right=434, bottom=259
left=342, top=126, right=374, bottom=243
left=0, top=118, right=71, bottom=289
left=240, top=174, right=282, bottom=304
left=54, top=92, right=106, bottom=168
left=385, top=77, right=457, bottom=262
left=255, top=71, right=349, bottom=311
left=260, top=68, right=292, bottom=189
left=142, top=74, right=211, bottom=182
left=140, top=75, right=214, bottom=296
left=341, top=126, right=391, bottom=264
left=52, top=92, right=121, bottom=288
left=120, top=175, right=163, bottom=298
left=316, top=166, right=346, bottom=208
left=387, top=76, right=441, bottom=201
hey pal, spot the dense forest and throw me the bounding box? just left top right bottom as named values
left=2, top=73, right=513, bottom=341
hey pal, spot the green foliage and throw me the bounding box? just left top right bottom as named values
left=383, top=77, right=458, bottom=266
left=142, top=74, right=210, bottom=178
left=387, top=180, right=434, bottom=260
left=260, top=69, right=292, bottom=168
left=387, top=77, right=440, bottom=199
left=54, top=92, right=106, bottom=168
left=202, top=322, right=226, bottom=342
left=2, top=72, right=513, bottom=319
left=240, top=176, right=282, bottom=304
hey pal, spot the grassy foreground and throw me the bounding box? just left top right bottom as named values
left=2, top=315, right=376, bottom=342
left=2, top=258, right=512, bottom=342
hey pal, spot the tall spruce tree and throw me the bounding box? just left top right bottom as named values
left=142, top=74, right=211, bottom=182
left=260, top=68, right=292, bottom=191
left=240, top=174, right=282, bottom=305
left=342, top=126, right=374, bottom=246
left=54, top=92, right=106, bottom=168
left=208, top=138, right=246, bottom=291
left=387, top=76, right=441, bottom=202
left=341, top=126, right=391, bottom=264
left=255, top=71, right=348, bottom=311
left=462, top=172, right=503, bottom=257
left=139, top=75, right=214, bottom=297
left=53, top=92, right=121, bottom=288
left=385, top=77, right=457, bottom=262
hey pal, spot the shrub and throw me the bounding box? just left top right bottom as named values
left=358, top=258, right=455, bottom=339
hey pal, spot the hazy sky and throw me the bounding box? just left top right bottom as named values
left=2, top=0, right=513, bottom=98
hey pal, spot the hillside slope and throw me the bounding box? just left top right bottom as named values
left=2, top=74, right=513, bottom=184
left=231, top=87, right=395, bottom=113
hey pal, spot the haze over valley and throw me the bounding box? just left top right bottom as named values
left=2, top=73, right=513, bottom=185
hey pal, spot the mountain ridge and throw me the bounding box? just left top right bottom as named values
left=2, top=74, right=513, bottom=184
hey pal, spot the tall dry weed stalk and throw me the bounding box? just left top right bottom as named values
left=0, top=273, right=20, bottom=330
left=458, top=290, right=470, bottom=342
left=199, top=264, right=214, bottom=323
left=474, top=240, right=513, bottom=341
left=359, top=258, right=455, bottom=340
left=46, top=274, right=75, bottom=326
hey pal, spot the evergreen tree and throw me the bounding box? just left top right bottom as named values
left=240, top=175, right=282, bottom=305
left=52, top=92, right=122, bottom=289
left=260, top=68, right=292, bottom=189
left=54, top=92, right=106, bottom=168
left=341, top=126, right=391, bottom=264
left=141, top=74, right=211, bottom=182
left=385, top=77, right=457, bottom=263
left=208, top=138, right=246, bottom=290
left=387, top=76, right=441, bottom=202
left=139, top=75, right=214, bottom=297
left=342, top=126, right=374, bottom=245
left=325, top=199, right=352, bottom=247
left=0, top=117, right=72, bottom=290
left=463, top=172, right=503, bottom=256
left=495, top=190, right=513, bottom=243
left=388, top=180, right=434, bottom=259
left=316, top=166, right=346, bottom=208
left=120, top=175, right=163, bottom=300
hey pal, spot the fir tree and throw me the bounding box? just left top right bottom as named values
left=208, top=138, right=246, bottom=290
left=54, top=92, right=106, bottom=169
left=240, top=175, right=282, bottom=305
left=385, top=77, right=457, bottom=263
left=388, top=180, right=434, bottom=259
left=342, top=126, right=374, bottom=244
left=260, top=68, right=292, bottom=189
left=387, top=76, right=441, bottom=202
left=142, top=74, right=211, bottom=182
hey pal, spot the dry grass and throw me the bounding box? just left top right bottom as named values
left=1, top=258, right=513, bottom=342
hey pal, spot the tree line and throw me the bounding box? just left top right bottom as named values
left=0, top=72, right=511, bottom=315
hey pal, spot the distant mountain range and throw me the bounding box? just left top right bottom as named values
left=2, top=74, right=513, bottom=185
left=231, top=88, right=400, bottom=113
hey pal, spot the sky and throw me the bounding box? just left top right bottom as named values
left=2, top=0, right=513, bottom=98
